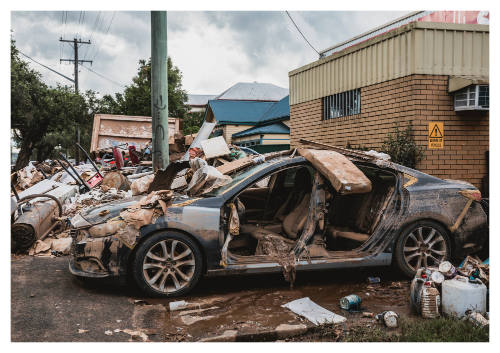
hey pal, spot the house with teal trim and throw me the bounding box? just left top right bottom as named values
left=203, top=82, right=290, bottom=153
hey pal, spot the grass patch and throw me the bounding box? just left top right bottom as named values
left=344, top=317, right=489, bottom=342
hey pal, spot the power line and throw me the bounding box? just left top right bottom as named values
left=18, top=50, right=75, bottom=83
left=285, top=11, right=320, bottom=55
left=81, top=64, right=125, bottom=88
left=91, top=11, right=116, bottom=62
left=83, top=11, right=101, bottom=60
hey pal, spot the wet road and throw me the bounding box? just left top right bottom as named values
left=11, top=255, right=413, bottom=342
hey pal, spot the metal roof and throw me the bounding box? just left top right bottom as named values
left=207, top=100, right=275, bottom=125
left=207, top=95, right=290, bottom=126
left=216, top=82, right=288, bottom=101
left=187, top=94, right=217, bottom=106
left=233, top=122, right=290, bottom=138
left=258, top=96, right=290, bottom=124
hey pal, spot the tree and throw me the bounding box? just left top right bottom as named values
left=183, top=110, right=205, bottom=135
left=11, top=39, right=98, bottom=169
left=381, top=124, right=424, bottom=169
left=104, top=58, right=189, bottom=119
left=11, top=39, right=50, bottom=170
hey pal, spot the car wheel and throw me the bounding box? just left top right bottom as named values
left=394, top=221, right=451, bottom=277
left=132, top=231, right=203, bottom=297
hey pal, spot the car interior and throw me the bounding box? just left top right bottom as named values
left=225, top=163, right=396, bottom=259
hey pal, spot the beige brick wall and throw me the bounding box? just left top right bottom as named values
left=290, top=74, right=489, bottom=190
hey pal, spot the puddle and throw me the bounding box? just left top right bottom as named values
left=142, top=267, right=413, bottom=341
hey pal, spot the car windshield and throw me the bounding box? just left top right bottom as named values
left=203, top=161, right=271, bottom=197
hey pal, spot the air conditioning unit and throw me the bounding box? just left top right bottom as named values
left=454, top=85, right=489, bottom=111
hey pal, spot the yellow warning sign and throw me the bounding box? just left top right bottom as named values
left=428, top=122, right=444, bottom=149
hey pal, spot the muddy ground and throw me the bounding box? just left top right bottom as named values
left=11, top=255, right=415, bottom=342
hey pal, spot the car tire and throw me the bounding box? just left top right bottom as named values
left=394, top=220, right=451, bottom=278
left=132, top=231, right=203, bottom=297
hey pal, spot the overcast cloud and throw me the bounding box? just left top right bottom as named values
left=10, top=10, right=407, bottom=97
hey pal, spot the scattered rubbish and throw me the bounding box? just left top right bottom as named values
left=180, top=314, right=215, bottom=326
left=438, top=261, right=457, bottom=278
left=12, top=162, right=45, bottom=191
left=282, top=297, right=346, bottom=326
left=430, top=271, right=445, bottom=284
left=420, top=283, right=441, bottom=319
left=465, top=310, right=489, bottom=327
left=442, top=275, right=487, bottom=318
left=297, top=148, right=372, bottom=194
left=49, top=237, right=73, bottom=255
left=104, top=330, right=113, bottom=336
left=120, top=329, right=149, bottom=342
left=100, top=171, right=131, bottom=192
left=375, top=311, right=399, bottom=328
left=364, top=150, right=391, bottom=161
left=458, top=256, right=489, bottom=286
left=169, top=300, right=189, bottom=311
left=130, top=173, right=155, bottom=195
left=116, top=319, right=122, bottom=323
left=362, top=312, right=374, bottom=318
left=78, top=329, right=88, bottom=334
left=186, top=158, right=231, bottom=196
left=366, top=276, right=381, bottom=284
left=339, top=294, right=362, bottom=311
left=200, top=136, right=231, bottom=159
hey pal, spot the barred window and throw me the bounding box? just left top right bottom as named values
left=323, top=89, right=361, bottom=120
left=454, top=85, right=489, bottom=111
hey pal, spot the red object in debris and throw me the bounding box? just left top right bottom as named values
left=128, top=145, right=140, bottom=165
left=421, top=274, right=427, bottom=279
left=112, top=147, right=124, bottom=170
left=87, top=173, right=103, bottom=188
left=189, top=147, right=203, bottom=159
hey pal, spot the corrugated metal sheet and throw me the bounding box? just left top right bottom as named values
left=90, top=114, right=180, bottom=152
left=289, top=22, right=489, bottom=105
left=232, top=122, right=290, bottom=138
left=216, top=82, right=288, bottom=101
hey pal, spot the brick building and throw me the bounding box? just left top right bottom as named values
left=288, top=14, right=489, bottom=193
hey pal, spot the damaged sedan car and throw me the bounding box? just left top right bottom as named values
left=69, top=147, right=488, bottom=297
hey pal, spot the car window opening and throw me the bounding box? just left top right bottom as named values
left=224, top=164, right=396, bottom=260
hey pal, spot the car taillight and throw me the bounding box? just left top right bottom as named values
left=460, top=189, right=482, bottom=202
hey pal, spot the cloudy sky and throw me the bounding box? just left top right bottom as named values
left=11, top=11, right=407, bottom=97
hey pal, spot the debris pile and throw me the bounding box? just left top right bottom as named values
left=410, top=257, right=489, bottom=326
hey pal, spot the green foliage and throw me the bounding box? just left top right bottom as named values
left=345, top=142, right=370, bottom=151
left=104, top=58, right=189, bottom=119
left=11, top=39, right=98, bottom=169
left=183, top=111, right=205, bottom=135
left=381, top=123, right=423, bottom=168
left=344, top=318, right=489, bottom=342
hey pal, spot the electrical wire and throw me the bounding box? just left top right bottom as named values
left=81, top=64, right=125, bottom=88
left=83, top=11, right=101, bottom=60
left=18, top=50, right=75, bottom=83
left=91, top=11, right=115, bottom=62
left=285, top=11, right=320, bottom=55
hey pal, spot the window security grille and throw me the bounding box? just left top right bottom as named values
left=454, top=85, right=489, bottom=111
left=323, top=89, right=361, bottom=120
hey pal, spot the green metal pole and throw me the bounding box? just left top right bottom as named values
left=151, top=11, right=169, bottom=171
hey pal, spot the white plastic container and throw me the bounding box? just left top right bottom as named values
left=442, top=276, right=487, bottom=318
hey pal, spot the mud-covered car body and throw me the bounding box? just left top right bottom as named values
left=69, top=149, right=488, bottom=287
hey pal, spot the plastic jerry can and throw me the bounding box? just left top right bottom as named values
left=442, top=276, right=487, bottom=318
left=420, top=285, right=441, bottom=319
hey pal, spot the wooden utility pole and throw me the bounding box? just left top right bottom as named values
left=60, top=37, right=92, bottom=164
left=150, top=11, right=169, bottom=171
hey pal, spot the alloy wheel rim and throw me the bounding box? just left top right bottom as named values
left=403, top=226, right=447, bottom=271
left=143, top=239, right=195, bottom=293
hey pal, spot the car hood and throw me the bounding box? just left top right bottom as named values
left=70, top=193, right=203, bottom=228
